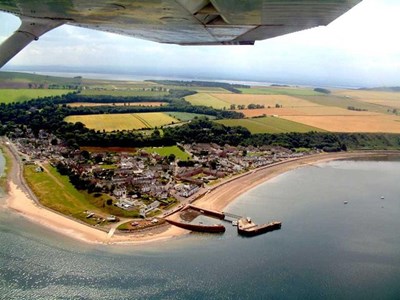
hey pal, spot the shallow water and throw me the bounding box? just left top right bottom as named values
left=0, top=157, right=399, bottom=299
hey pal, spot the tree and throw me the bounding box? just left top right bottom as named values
left=168, top=153, right=176, bottom=162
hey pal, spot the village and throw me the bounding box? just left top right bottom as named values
left=9, top=128, right=320, bottom=222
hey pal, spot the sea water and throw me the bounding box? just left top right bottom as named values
left=0, top=156, right=399, bottom=299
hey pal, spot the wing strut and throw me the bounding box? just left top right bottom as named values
left=0, top=17, right=64, bottom=68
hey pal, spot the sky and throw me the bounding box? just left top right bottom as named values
left=1, top=0, right=400, bottom=87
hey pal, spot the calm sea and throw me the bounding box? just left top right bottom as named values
left=0, top=154, right=399, bottom=299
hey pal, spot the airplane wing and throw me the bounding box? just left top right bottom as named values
left=0, top=0, right=362, bottom=68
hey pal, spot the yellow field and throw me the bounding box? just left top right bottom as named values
left=185, top=93, right=230, bottom=109
left=333, top=90, right=400, bottom=108
left=65, top=112, right=178, bottom=131
left=238, top=105, right=379, bottom=118
left=67, top=102, right=166, bottom=107
left=211, top=93, right=317, bottom=108
left=281, top=115, right=400, bottom=133
left=134, top=112, right=178, bottom=128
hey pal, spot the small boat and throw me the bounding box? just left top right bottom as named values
left=381, top=196, right=385, bottom=199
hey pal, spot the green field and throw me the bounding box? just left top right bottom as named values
left=23, top=164, right=103, bottom=223
left=0, top=89, right=71, bottom=103
left=298, top=95, right=392, bottom=114
left=65, top=112, right=179, bottom=131
left=166, top=112, right=216, bottom=121
left=143, top=145, right=190, bottom=161
left=24, top=164, right=139, bottom=222
left=80, top=89, right=169, bottom=97
left=0, top=145, right=12, bottom=192
left=239, top=87, right=323, bottom=96
left=185, top=93, right=229, bottom=109
left=216, top=117, right=325, bottom=134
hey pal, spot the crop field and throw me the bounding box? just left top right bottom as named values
left=0, top=89, right=71, bottom=103
left=212, top=93, right=317, bottom=108
left=80, top=89, right=168, bottom=97
left=166, top=112, right=216, bottom=121
left=281, top=115, right=400, bottom=133
left=65, top=112, right=179, bottom=131
left=238, top=105, right=381, bottom=118
left=67, top=102, right=166, bottom=107
left=185, top=93, right=230, bottom=109
left=143, top=145, right=190, bottom=161
left=298, top=95, right=392, bottom=114
left=239, top=87, right=322, bottom=96
left=216, top=117, right=324, bottom=134
left=333, top=90, right=400, bottom=109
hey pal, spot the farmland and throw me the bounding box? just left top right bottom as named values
left=216, top=117, right=324, bottom=134
left=67, top=102, right=166, bottom=107
left=0, top=89, right=71, bottom=103
left=212, top=93, right=317, bottom=108
left=80, top=89, right=169, bottom=97
left=165, top=112, right=216, bottom=121
left=332, top=90, right=400, bottom=109
left=298, top=95, right=392, bottom=114
left=185, top=93, right=230, bottom=109
left=238, top=87, right=322, bottom=96
left=281, top=115, right=400, bottom=133
left=65, top=112, right=179, bottom=131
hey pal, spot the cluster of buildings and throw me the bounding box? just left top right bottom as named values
left=10, top=129, right=320, bottom=218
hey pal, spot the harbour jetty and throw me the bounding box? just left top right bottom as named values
left=165, top=205, right=281, bottom=237
left=237, top=217, right=282, bottom=237
left=165, top=218, right=226, bottom=233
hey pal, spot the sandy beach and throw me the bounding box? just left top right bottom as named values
left=2, top=145, right=396, bottom=245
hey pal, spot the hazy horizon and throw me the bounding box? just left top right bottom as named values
left=1, top=0, right=400, bottom=88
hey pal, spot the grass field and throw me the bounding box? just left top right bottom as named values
left=80, top=89, right=169, bottom=97
left=185, top=93, right=230, bottom=109
left=216, top=117, right=324, bottom=134
left=23, top=164, right=104, bottom=223
left=67, top=102, right=166, bottom=107
left=297, top=95, right=391, bottom=114
left=143, top=145, right=190, bottom=160
left=239, top=87, right=322, bottom=96
left=212, top=93, right=317, bottom=108
left=65, top=112, right=179, bottom=131
left=332, top=90, right=400, bottom=109
left=0, top=89, right=71, bottom=103
left=281, top=115, right=400, bottom=133
left=24, top=164, right=139, bottom=222
left=166, top=112, right=216, bottom=121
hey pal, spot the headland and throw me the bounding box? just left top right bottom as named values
left=2, top=141, right=397, bottom=245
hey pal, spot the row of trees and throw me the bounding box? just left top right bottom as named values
left=2, top=92, right=400, bottom=151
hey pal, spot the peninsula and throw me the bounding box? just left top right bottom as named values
left=2, top=137, right=396, bottom=245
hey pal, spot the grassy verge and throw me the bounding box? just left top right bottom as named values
left=0, top=144, right=13, bottom=193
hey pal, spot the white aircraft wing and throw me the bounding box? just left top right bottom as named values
left=0, top=0, right=362, bottom=68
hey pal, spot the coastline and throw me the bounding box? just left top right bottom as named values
left=2, top=146, right=397, bottom=245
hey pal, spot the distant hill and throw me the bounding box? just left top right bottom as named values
left=358, top=87, right=400, bottom=92
left=0, top=71, right=82, bottom=89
